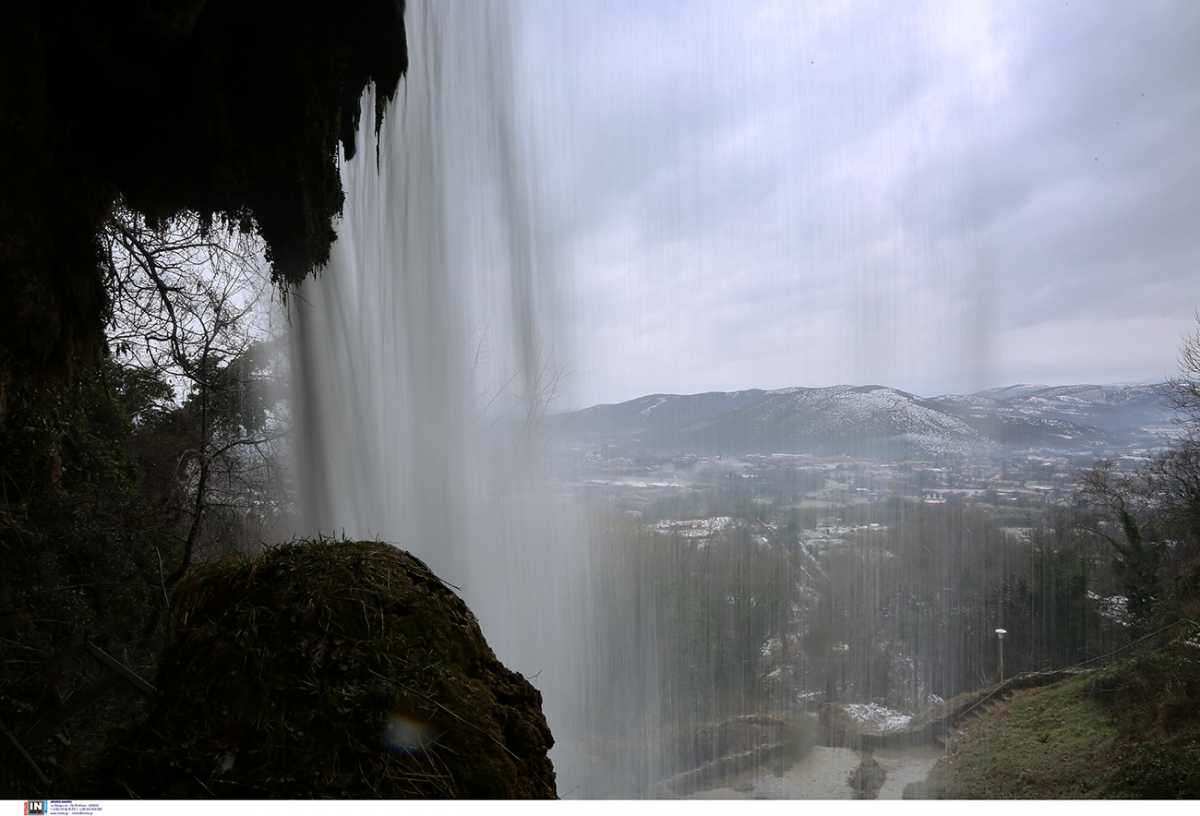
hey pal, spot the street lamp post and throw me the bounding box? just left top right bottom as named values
left=995, top=628, right=1007, bottom=684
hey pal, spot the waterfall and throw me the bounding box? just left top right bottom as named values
left=288, top=0, right=659, bottom=796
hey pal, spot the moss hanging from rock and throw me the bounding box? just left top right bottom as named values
left=1, top=1, right=408, bottom=384
left=103, top=539, right=557, bottom=798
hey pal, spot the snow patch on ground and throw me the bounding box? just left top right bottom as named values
left=1087, top=591, right=1130, bottom=626
left=586, top=478, right=684, bottom=489
left=842, top=703, right=913, bottom=733
left=654, top=516, right=734, bottom=539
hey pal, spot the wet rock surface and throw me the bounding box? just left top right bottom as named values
left=847, top=752, right=886, bottom=799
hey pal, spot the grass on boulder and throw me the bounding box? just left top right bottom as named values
left=102, top=539, right=556, bottom=798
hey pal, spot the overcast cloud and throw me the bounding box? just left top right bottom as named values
left=510, top=0, right=1200, bottom=407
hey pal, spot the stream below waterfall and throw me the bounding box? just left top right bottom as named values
left=684, top=744, right=945, bottom=800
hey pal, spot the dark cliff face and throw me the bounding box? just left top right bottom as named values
left=0, top=1, right=408, bottom=385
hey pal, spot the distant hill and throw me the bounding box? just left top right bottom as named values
left=932, top=383, right=1176, bottom=443
left=552, top=383, right=1175, bottom=458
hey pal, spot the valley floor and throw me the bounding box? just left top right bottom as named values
left=684, top=744, right=944, bottom=799
left=681, top=638, right=1200, bottom=799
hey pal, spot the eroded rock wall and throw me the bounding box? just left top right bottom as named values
left=1, top=1, right=408, bottom=385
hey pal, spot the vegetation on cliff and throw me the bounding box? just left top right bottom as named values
left=915, top=639, right=1200, bottom=798
left=104, top=540, right=557, bottom=798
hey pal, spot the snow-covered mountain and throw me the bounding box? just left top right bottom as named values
left=554, top=383, right=1175, bottom=458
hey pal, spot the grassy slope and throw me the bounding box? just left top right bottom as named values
left=920, top=643, right=1200, bottom=798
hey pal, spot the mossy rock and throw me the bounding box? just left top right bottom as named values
left=104, top=540, right=556, bottom=798
left=848, top=753, right=886, bottom=799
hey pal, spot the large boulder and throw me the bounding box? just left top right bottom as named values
left=105, top=540, right=555, bottom=798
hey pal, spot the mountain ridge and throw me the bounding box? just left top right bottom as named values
left=553, top=382, right=1175, bottom=458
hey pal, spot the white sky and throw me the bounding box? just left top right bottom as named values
left=510, top=0, right=1200, bottom=407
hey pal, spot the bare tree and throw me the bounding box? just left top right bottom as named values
left=1077, top=460, right=1163, bottom=628
left=520, top=348, right=567, bottom=430
left=1073, top=314, right=1200, bottom=629
left=1168, top=313, right=1200, bottom=430
left=474, top=328, right=567, bottom=432
left=101, top=206, right=288, bottom=591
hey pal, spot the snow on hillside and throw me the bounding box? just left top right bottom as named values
left=720, top=385, right=986, bottom=457
left=557, top=382, right=1172, bottom=458
left=765, top=385, right=979, bottom=438
left=653, top=516, right=735, bottom=539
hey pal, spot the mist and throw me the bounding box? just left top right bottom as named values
left=288, top=0, right=1200, bottom=800
left=4, top=0, right=1199, bottom=803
